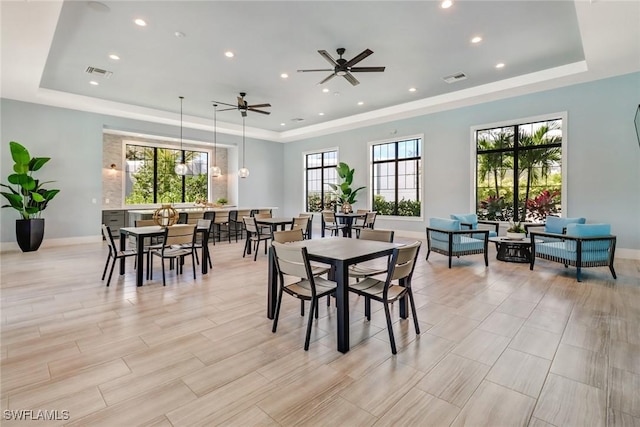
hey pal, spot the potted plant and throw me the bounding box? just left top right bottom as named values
left=328, top=162, right=365, bottom=213
left=506, top=221, right=526, bottom=240
left=1, top=141, right=60, bottom=252
left=216, top=197, right=228, bottom=206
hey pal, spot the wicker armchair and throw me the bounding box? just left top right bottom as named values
left=426, top=218, right=489, bottom=268
left=530, top=223, right=616, bottom=282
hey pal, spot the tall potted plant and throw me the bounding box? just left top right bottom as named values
left=1, top=141, right=60, bottom=252
left=328, top=162, right=365, bottom=213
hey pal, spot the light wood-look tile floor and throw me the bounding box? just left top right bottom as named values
left=1, top=235, right=639, bottom=426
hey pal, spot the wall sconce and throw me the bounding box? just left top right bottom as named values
left=110, top=163, right=117, bottom=169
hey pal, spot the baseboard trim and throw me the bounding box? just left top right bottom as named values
left=0, top=235, right=102, bottom=253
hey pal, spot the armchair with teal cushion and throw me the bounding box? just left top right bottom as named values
left=450, top=213, right=499, bottom=239
left=524, top=216, right=586, bottom=239
left=530, top=223, right=616, bottom=282
left=426, top=218, right=489, bottom=268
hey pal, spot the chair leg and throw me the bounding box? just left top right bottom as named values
left=300, top=300, right=305, bottom=316
left=609, top=264, right=617, bottom=279
left=364, top=297, right=371, bottom=321
left=383, top=302, right=397, bottom=354
left=408, top=289, right=421, bottom=334
left=448, top=255, right=452, bottom=269
left=484, top=251, right=488, bottom=267
left=272, top=288, right=284, bottom=333
left=194, top=248, right=200, bottom=265
left=253, top=241, right=259, bottom=261
left=576, top=267, right=582, bottom=282
left=106, top=256, right=117, bottom=287
left=314, top=300, right=319, bottom=319
left=191, top=253, right=196, bottom=279
left=207, top=249, right=213, bottom=269
left=304, top=299, right=316, bottom=351
left=426, top=249, right=431, bottom=260
left=161, top=258, right=166, bottom=286
left=102, top=254, right=111, bottom=280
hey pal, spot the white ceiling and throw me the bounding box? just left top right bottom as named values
left=1, top=1, right=639, bottom=143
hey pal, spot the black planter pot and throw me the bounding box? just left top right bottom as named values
left=16, top=218, right=45, bottom=252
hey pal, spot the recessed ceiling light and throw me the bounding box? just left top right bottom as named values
left=280, top=123, right=286, bottom=126
left=471, top=36, right=482, bottom=44
left=409, top=87, right=417, bottom=92
left=357, top=101, right=364, bottom=106
left=89, top=81, right=99, bottom=86
left=134, top=18, right=146, bottom=26
left=109, top=54, right=120, bottom=60
left=318, top=112, right=325, bottom=116
left=224, top=51, right=234, bottom=58
left=496, top=63, right=505, bottom=69
left=174, top=31, right=185, bottom=38
left=280, top=73, right=288, bottom=79
left=322, top=88, right=329, bottom=93
left=441, top=0, right=453, bottom=9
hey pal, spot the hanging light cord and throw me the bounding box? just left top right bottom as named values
left=179, top=96, right=184, bottom=161
left=242, top=116, right=246, bottom=168
left=213, top=104, right=218, bottom=166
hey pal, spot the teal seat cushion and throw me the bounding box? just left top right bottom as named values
left=544, top=216, right=586, bottom=234
left=429, top=218, right=461, bottom=243
left=536, top=241, right=610, bottom=262
left=431, top=236, right=484, bottom=253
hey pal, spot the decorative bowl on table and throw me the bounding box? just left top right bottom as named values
left=506, top=232, right=526, bottom=240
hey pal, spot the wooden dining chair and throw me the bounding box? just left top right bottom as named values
left=290, top=216, right=310, bottom=239
left=149, top=224, right=197, bottom=286
left=322, top=211, right=346, bottom=236
left=101, top=224, right=137, bottom=287
left=271, top=241, right=338, bottom=350
left=349, top=241, right=422, bottom=354
left=349, top=229, right=395, bottom=280
left=243, top=216, right=272, bottom=261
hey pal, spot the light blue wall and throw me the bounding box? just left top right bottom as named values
left=282, top=72, right=640, bottom=250
left=0, top=99, right=283, bottom=242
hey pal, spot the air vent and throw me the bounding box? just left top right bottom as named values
left=85, top=66, right=113, bottom=78
left=291, top=118, right=305, bottom=122
left=442, top=72, right=467, bottom=84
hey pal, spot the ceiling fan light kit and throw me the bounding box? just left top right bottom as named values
left=297, top=47, right=385, bottom=86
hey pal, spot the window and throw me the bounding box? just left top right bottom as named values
left=371, top=137, right=422, bottom=217
left=305, top=150, right=338, bottom=212
left=476, top=118, right=562, bottom=222
left=125, top=144, right=208, bottom=205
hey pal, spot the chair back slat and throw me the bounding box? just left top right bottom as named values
left=364, top=212, right=377, bottom=227
left=390, top=241, right=421, bottom=281
left=101, top=224, right=117, bottom=252
left=214, top=211, right=229, bottom=224
left=272, top=242, right=310, bottom=279
left=359, top=229, right=394, bottom=243
left=273, top=229, right=304, bottom=243
left=255, top=213, right=272, bottom=219
left=243, top=216, right=258, bottom=234
left=164, top=224, right=196, bottom=246
left=291, top=217, right=309, bottom=232
left=322, top=211, right=336, bottom=223
left=135, top=219, right=156, bottom=227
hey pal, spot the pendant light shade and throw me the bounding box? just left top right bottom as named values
left=209, top=103, right=221, bottom=177
left=174, top=96, right=188, bottom=176
left=238, top=116, right=249, bottom=178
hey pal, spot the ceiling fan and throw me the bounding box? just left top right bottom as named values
left=214, top=92, right=271, bottom=117
left=297, top=47, right=385, bottom=86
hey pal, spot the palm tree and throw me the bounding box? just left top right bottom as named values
left=477, top=130, right=513, bottom=197
left=517, top=124, right=562, bottom=219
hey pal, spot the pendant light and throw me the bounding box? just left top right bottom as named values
left=174, top=96, right=188, bottom=176
left=209, top=103, right=221, bottom=177
left=238, top=116, right=250, bottom=178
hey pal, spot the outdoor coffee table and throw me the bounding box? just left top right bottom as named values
left=489, top=236, right=541, bottom=263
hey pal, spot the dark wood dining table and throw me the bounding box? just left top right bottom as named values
left=119, top=224, right=210, bottom=287
left=267, top=237, right=404, bottom=353
left=255, top=217, right=293, bottom=233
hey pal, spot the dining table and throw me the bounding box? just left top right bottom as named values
left=119, top=224, right=210, bottom=286
left=267, top=237, right=404, bottom=353
left=326, top=212, right=366, bottom=238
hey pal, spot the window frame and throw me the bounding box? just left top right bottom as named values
left=123, top=140, right=211, bottom=207
left=470, top=112, right=568, bottom=221
left=303, top=148, right=339, bottom=212
left=368, top=134, right=424, bottom=220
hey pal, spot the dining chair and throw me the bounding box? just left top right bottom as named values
left=349, top=240, right=422, bottom=354
left=213, top=210, right=231, bottom=243
left=149, top=224, right=197, bottom=286
left=243, top=216, right=272, bottom=261
left=290, top=216, right=309, bottom=238
left=348, top=229, right=395, bottom=280
left=271, top=241, right=338, bottom=350
left=180, top=219, right=213, bottom=269
left=299, top=213, right=313, bottom=239
left=177, top=212, right=188, bottom=224
left=352, top=211, right=377, bottom=237
left=230, top=209, right=251, bottom=241
left=322, top=210, right=346, bottom=236
left=101, top=224, right=138, bottom=287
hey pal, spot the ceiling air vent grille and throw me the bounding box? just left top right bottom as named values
left=85, top=66, right=113, bottom=78
left=442, top=72, right=467, bottom=84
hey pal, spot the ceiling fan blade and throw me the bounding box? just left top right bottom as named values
left=349, top=66, right=386, bottom=73
left=297, top=69, right=333, bottom=73
left=343, top=72, right=360, bottom=86
left=212, top=100, right=237, bottom=108
left=344, top=49, right=373, bottom=68
left=248, top=103, right=271, bottom=108
left=318, top=50, right=338, bottom=67
left=217, top=107, right=237, bottom=112
left=319, top=73, right=336, bottom=85
left=249, top=108, right=271, bottom=115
